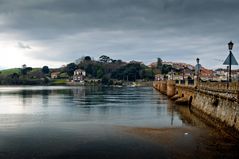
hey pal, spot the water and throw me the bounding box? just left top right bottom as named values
left=0, top=86, right=183, bottom=128
left=0, top=86, right=238, bottom=159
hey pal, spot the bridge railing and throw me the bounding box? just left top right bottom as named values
left=155, top=79, right=239, bottom=102
left=198, top=81, right=239, bottom=94
left=175, top=80, right=194, bottom=86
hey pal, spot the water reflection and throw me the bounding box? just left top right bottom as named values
left=0, top=86, right=185, bottom=127
left=0, top=86, right=238, bottom=159
left=0, top=86, right=210, bottom=129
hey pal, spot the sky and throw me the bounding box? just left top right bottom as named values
left=1, top=0, right=239, bottom=70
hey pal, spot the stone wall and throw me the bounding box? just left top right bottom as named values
left=153, top=80, right=174, bottom=96
left=167, top=80, right=176, bottom=97
left=153, top=80, right=239, bottom=135
left=198, top=81, right=238, bottom=94
left=192, top=89, right=239, bottom=134
left=176, top=85, right=195, bottom=100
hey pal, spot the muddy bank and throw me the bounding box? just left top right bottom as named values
left=120, top=126, right=239, bottom=159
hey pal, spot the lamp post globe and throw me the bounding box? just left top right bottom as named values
left=196, top=58, right=200, bottom=64
left=228, top=41, right=234, bottom=51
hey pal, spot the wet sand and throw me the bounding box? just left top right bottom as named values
left=120, top=126, right=239, bottom=159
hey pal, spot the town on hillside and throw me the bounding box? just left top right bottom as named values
left=151, top=58, right=239, bottom=82
left=0, top=55, right=238, bottom=86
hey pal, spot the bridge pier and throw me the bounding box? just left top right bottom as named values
left=160, top=81, right=167, bottom=95
left=167, top=80, right=176, bottom=97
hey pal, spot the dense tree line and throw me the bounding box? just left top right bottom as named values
left=65, top=55, right=155, bottom=83
left=0, top=55, right=156, bottom=85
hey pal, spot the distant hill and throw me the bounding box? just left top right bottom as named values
left=0, top=68, right=21, bottom=76
left=0, top=68, right=41, bottom=76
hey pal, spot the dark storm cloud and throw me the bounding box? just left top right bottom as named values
left=0, top=0, right=239, bottom=68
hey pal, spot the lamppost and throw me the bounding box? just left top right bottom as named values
left=228, top=41, right=233, bottom=82
left=171, top=69, right=174, bottom=80
left=195, top=58, right=201, bottom=87
left=223, top=41, right=238, bottom=82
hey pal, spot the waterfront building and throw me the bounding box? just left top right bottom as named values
left=51, top=71, right=61, bottom=79
left=73, top=69, right=86, bottom=82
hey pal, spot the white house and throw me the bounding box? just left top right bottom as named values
left=73, top=69, right=86, bottom=82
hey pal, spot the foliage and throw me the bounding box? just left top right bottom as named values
left=96, top=68, right=104, bottom=78
left=157, top=58, right=163, bottom=69
left=99, top=55, right=111, bottom=63
left=65, top=63, right=77, bottom=76
left=84, top=56, right=92, bottom=61
left=0, top=56, right=157, bottom=86
left=0, top=76, right=44, bottom=85
left=21, top=67, right=32, bottom=76
left=42, top=66, right=50, bottom=74
left=0, top=68, right=21, bottom=76
left=101, top=76, right=113, bottom=85
left=59, top=73, right=69, bottom=79
left=111, top=63, right=155, bottom=81
left=161, top=64, right=172, bottom=74
left=141, top=69, right=155, bottom=80
left=0, top=67, right=46, bottom=85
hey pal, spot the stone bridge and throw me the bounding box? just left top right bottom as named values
left=153, top=80, right=239, bottom=136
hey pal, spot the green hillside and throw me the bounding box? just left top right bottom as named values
left=0, top=68, right=21, bottom=76
left=0, top=68, right=41, bottom=76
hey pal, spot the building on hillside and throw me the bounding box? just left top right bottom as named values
left=51, top=71, right=61, bottom=79
left=73, top=69, right=86, bottom=82
left=214, top=68, right=227, bottom=76
left=200, top=68, right=214, bottom=80
left=155, top=74, right=162, bottom=81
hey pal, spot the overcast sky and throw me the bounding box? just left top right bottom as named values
left=1, top=0, right=239, bottom=69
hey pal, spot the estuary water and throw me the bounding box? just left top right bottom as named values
left=0, top=86, right=238, bottom=159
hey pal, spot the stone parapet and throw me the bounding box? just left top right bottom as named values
left=153, top=80, right=239, bottom=135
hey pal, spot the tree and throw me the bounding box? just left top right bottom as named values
left=111, top=63, right=143, bottom=81
left=140, top=68, right=155, bottom=80
left=9, top=73, right=20, bottom=84
left=161, top=64, right=172, bottom=74
left=42, top=66, right=50, bottom=74
left=96, top=68, right=104, bottom=78
left=99, top=55, right=111, bottom=63
left=101, top=76, right=113, bottom=85
left=21, top=67, right=32, bottom=76
left=85, top=64, right=93, bottom=75
left=84, top=56, right=92, bottom=61
left=11, top=73, right=19, bottom=79
left=66, top=63, right=77, bottom=76
left=157, top=58, right=163, bottom=71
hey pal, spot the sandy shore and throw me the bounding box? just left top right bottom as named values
left=119, top=126, right=239, bottom=159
